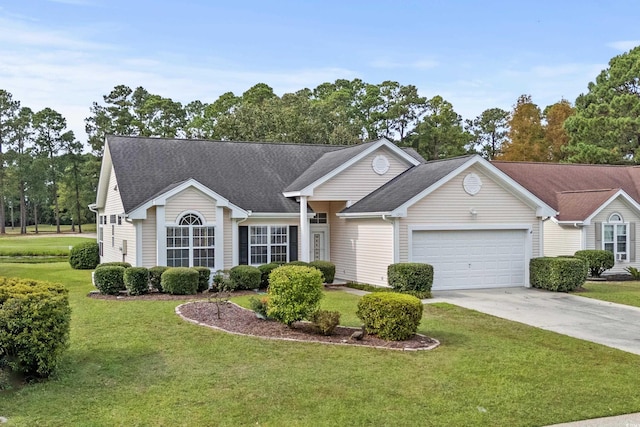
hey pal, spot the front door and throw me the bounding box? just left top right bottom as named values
left=310, top=228, right=328, bottom=261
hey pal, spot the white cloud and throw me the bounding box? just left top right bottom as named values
left=607, top=40, right=640, bottom=52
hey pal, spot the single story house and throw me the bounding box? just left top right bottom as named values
left=92, top=135, right=555, bottom=290
left=494, top=161, right=640, bottom=274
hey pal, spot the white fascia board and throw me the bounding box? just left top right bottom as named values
left=391, top=156, right=557, bottom=218
left=94, top=140, right=113, bottom=209
left=582, top=189, right=640, bottom=225
left=248, top=212, right=315, bottom=219
left=295, top=138, right=421, bottom=196
left=127, top=178, right=248, bottom=220
left=335, top=211, right=393, bottom=219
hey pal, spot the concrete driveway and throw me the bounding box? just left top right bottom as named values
left=426, top=287, right=640, bottom=355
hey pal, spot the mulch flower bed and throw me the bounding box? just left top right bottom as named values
left=176, top=301, right=440, bottom=351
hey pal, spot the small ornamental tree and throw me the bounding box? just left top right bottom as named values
left=267, top=265, right=324, bottom=326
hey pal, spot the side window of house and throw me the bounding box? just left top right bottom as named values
left=112, top=225, right=115, bottom=247
left=603, top=213, right=627, bottom=261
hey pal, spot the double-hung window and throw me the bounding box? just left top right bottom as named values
left=167, top=213, right=215, bottom=267
left=603, top=213, right=628, bottom=261
left=250, top=226, right=288, bottom=264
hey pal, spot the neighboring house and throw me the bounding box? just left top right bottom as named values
left=493, top=161, right=640, bottom=274
left=92, top=135, right=554, bottom=290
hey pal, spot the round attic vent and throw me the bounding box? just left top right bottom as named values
left=463, top=173, right=482, bottom=195
left=372, top=155, right=390, bottom=175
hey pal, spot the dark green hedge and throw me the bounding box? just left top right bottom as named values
left=161, top=267, right=198, bottom=295
left=356, top=292, right=423, bottom=341
left=94, top=266, right=126, bottom=295
left=230, top=265, right=261, bottom=290
left=149, top=266, right=170, bottom=292
left=124, top=267, right=149, bottom=296
left=0, top=277, right=71, bottom=377
left=192, top=267, right=211, bottom=292
left=574, top=250, right=615, bottom=277
left=309, top=260, right=336, bottom=284
left=96, top=262, right=132, bottom=269
left=387, top=263, right=433, bottom=298
left=530, top=257, right=587, bottom=292
left=69, top=241, right=99, bottom=270
left=258, top=263, right=282, bottom=288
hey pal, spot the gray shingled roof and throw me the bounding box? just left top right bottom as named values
left=342, top=155, right=475, bottom=213
left=109, top=136, right=344, bottom=213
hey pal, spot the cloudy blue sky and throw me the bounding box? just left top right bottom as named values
left=1, top=0, right=639, bottom=144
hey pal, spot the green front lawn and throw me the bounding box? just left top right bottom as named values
left=1, top=263, right=640, bottom=426
left=0, top=236, right=94, bottom=256
left=579, top=281, right=640, bottom=307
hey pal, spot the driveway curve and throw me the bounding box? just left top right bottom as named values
left=426, top=287, right=640, bottom=355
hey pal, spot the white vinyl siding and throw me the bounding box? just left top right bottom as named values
left=165, top=187, right=217, bottom=223
left=543, top=220, right=582, bottom=257
left=398, top=165, right=541, bottom=264
left=587, top=197, right=640, bottom=274
left=102, top=166, right=136, bottom=265
left=330, top=201, right=393, bottom=286
left=311, top=147, right=412, bottom=202
left=141, top=206, right=157, bottom=267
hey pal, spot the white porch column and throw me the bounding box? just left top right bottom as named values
left=156, top=205, right=166, bottom=266
left=215, top=206, right=224, bottom=271
left=300, top=196, right=310, bottom=262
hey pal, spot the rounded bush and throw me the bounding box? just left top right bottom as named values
left=574, top=250, right=615, bottom=277
left=230, top=265, right=261, bottom=290
left=286, top=261, right=310, bottom=267
left=149, top=266, right=169, bottom=292
left=124, top=267, right=150, bottom=296
left=192, top=267, right=212, bottom=292
left=96, top=262, right=132, bottom=269
left=387, top=263, right=433, bottom=298
left=310, top=309, right=341, bottom=335
left=530, top=257, right=587, bottom=292
left=267, top=265, right=324, bottom=326
left=309, top=261, right=336, bottom=284
left=356, top=292, right=423, bottom=341
left=69, top=241, right=99, bottom=269
left=94, top=266, right=126, bottom=295
left=0, top=277, right=71, bottom=377
left=258, top=262, right=282, bottom=288
left=161, top=267, right=198, bottom=295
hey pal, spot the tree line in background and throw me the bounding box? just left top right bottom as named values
left=1, top=46, right=639, bottom=233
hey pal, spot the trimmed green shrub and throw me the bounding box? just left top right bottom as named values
left=230, top=265, right=261, bottom=290
left=212, top=270, right=234, bottom=292
left=267, top=265, right=324, bottom=326
left=96, top=262, right=132, bottom=269
left=258, top=262, right=282, bottom=288
left=310, top=309, right=341, bottom=335
left=309, top=260, right=336, bottom=284
left=192, top=267, right=211, bottom=292
left=356, top=292, right=423, bottom=341
left=286, top=261, right=310, bottom=267
left=69, top=241, right=99, bottom=270
left=530, top=257, right=588, bottom=292
left=124, top=267, right=150, bottom=296
left=94, top=266, right=126, bottom=295
left=0, top=277, right=71, bottom=377
left=161, top=267, right=198, bottom=295
left=387, top=263, right=433, bottom=298
left=574, top=250, right=615, bottom=277
left=149, top=266, right=169, bottom=292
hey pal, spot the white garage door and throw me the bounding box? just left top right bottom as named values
left=411, top=229, right=527, bottom=290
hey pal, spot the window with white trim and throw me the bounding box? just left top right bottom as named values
left=310, top=212, right=328, bottom=224
left=603, top=213, right=628, bottom=261
left=166, top=213, right=215, bottom=267
left=98, top=226, right=104, bottom=257
left=250, top=225, right=288, bottom=265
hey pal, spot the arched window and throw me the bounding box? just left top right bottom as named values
left=603, top=212, right=627, bottom=261
left=167, top=213, right=214, bottom=268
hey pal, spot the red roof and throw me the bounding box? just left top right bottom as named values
left=493, top=161, right=640, bottom=221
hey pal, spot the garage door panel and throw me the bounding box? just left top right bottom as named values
left=411, top=229, right=527, bottom=290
